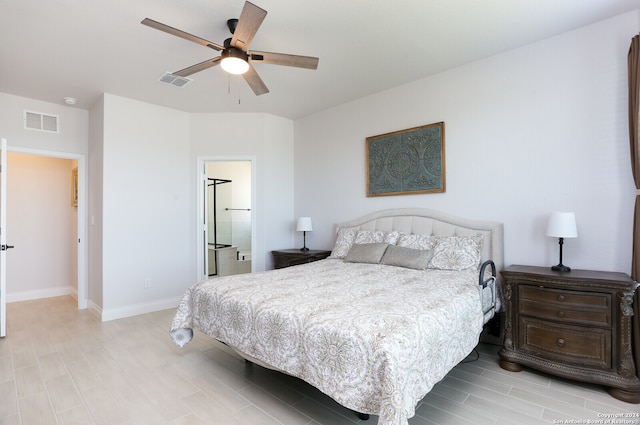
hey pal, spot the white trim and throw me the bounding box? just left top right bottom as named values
left=87, top=300, right=102, bottom=322
left=7, top=286, right=72, bottom=303
left=5, top=146, right=88, bottom=310
left=196, top=156, right=256, bottom=283
left=1, top=138, right=6, bottom=337
left=99, top=296, right=182, bottom=322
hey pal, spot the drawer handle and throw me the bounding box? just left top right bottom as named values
left=557, top=338, right=566, bottom=347
left=557, top=310, right=565, bottom=318
left=557, top=295, right=565, bottom=302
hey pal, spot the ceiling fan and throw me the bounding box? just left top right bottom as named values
left=142, top=1, right=319, bottom=96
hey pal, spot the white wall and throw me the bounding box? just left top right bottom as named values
left=6, top=153, right=77, bottom=301
left=90, top=99, right=294, bottom=320
left=0, top=93, right=89, bottom=155
left=88, top=96, right=104, bottom=309
left=98, top=94, right=192, bottom=319
left=263, top=115, right=297, bottom=263
left=0, top=92, right=89, bottom=305
left=0, top=92, right=294, bottom=320
left=190, top=113, right=294, bottom=271
left=294, top=10, right=640, bottom=275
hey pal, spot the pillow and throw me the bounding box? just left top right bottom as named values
left=384, top=230, right=401, bottom=245
left=380, top=244, right=434, bottom=270
left=344, top=243, right=388, bottom=264
left=329, top=227, right=358, bottom=258
left=397, top=233, right=438, bottom=250
left=429, top=236, right=484, bottom=270
left=354, top=230, right=401, bottom=245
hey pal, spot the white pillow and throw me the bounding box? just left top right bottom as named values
left=429, top=236, right=484, bottom=270
left=329, top=227, right=358, bottom=259
left=354, top=230, right=400, bottom=245
left=397, top=234, right=438, bottom=250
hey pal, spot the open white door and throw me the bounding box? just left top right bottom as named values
left=203, top=165, right=209, bottom=279
left=0, top=138, right=7, bottom=337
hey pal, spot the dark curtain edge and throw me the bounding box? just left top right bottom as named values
left=629, top=34, right=640, bottom=381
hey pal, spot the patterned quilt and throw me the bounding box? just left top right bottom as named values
left=170, top=259, right=485, bottom=425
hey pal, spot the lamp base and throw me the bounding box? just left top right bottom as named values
left=300, top=230, right=309, bottom=251
left=551, top=264, right=571, bottom=272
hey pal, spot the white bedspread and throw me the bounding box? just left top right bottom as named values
left=170, top=259, right=485, bottom=425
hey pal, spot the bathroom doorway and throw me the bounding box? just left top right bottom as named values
left=198, top=158, right=254, bottom=281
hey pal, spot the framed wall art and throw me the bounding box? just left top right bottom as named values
left=366, top=122, right=445, bottom=197
left=71, top=167, right=78, bottom=207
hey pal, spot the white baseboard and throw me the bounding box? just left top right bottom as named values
left=87, top=300, right=103, bottom=322
left=98, top=297, right=182, bottom=322
left=8, top=289, right=181, bottom=323
left=7, top=286, right=73, bottom=303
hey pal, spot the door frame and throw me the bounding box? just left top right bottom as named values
left=7, top=146, right=88, bottom=309
left=196, top=155, right=256, bottom=282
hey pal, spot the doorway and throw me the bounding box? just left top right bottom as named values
left=197, top=157, right=254, bottom=282
left=5, top=147, right=87, bottom=309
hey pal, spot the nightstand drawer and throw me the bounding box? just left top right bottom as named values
left=519, top=285, right=610, bottom=327
left=271, top=249, right=331, bottom=269
left=519, top=317, right=611, bottom=369
left=499, top=265, right=640, bottom=403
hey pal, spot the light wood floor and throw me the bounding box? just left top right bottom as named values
left=0, top=296, right=637, bottom=425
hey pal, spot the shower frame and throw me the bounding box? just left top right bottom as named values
left=208, top=178, right=232, bottom=250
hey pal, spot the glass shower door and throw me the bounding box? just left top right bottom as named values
left=207, top=178, right=232, bottom=275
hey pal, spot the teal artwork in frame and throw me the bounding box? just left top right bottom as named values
left=366, top=122, right=445, bottom=197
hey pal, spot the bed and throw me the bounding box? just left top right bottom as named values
left=170, top=208, right=504, bottom=425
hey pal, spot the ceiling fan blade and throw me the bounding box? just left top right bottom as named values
left=230, top=2, right=267, bottom=51
left=242, top=64, right=269, bottom=95
left=142, top=18, right=224, bottom=51
left=249, top=51, right=319, bottom=70
left=173, top=57, right=222, bottom=77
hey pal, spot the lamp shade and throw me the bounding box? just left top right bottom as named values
left=296, top=217, right=313, bottom=232
left=546, top=212, right=577, bottom=238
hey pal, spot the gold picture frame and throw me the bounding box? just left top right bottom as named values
left=366, top=122, right=445, bottom=197
left=71, top=167, right=78, bottom=207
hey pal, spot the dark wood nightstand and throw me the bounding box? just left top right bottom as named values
left=498, top=265, right=640, bottom=403
left=271, top=249, right=331, bottom=269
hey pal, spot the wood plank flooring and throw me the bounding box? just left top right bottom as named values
left=0, top=296, right=637, bottom=424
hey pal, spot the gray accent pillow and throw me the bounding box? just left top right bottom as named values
left=380, top=244, right=434, bottom=270
left=344, top=243, right=388, bottom=264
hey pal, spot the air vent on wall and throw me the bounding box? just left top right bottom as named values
left=24, top=110, right=59, bottom=133
left=158, top=72, right=192, bottom=87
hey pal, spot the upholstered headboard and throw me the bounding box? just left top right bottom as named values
left=335, top=208, right=504, bottom=275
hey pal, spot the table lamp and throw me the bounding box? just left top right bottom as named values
left=296, top=217, right=313, bottom=251
left=546, top=211, right=577, bottom=272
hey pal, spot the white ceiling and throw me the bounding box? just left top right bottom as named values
left=1, top=0, right=638, bottom=119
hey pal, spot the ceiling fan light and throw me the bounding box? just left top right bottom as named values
left=221, top=57, right=249, bottom=74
